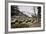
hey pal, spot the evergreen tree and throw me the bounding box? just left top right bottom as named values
left=11, top=5, right=20, bottom=16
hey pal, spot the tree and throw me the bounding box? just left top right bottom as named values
left=34, top=7, right=36, bottom=16
left=37, top=7, right=41, bottom=18
left=11, top=5, right=19, bottom=16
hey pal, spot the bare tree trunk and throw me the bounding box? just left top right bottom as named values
left=34, top=7, right=36, bottom=16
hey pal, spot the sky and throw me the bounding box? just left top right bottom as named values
left=17, top=5, right=38, bottom=17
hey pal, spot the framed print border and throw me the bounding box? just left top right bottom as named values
left=5, top=0, right=45, bottom=33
